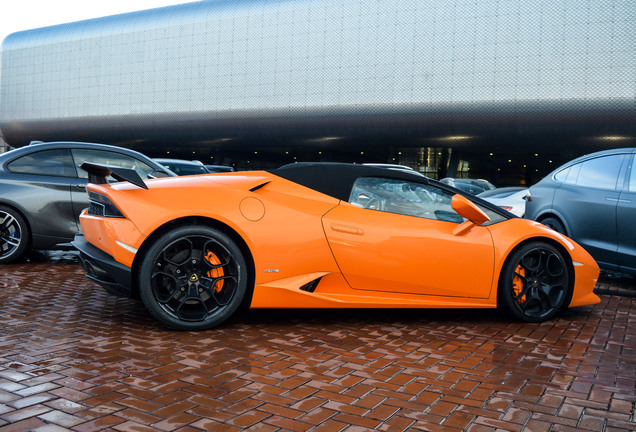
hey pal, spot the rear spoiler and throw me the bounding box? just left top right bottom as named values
left=80, top=162, right=148, bottom=190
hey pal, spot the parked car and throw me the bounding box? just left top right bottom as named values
left=0, top=141, right=174, bottom=264
left=155, top=158, right=210, bottom=176
left=73, top=162, right=599, bottom=330
left=440, top=178, right=496, bottom=195
left=478, top=187, right=530, bottom=217
left=525, top=147, right=636, bottom=274
left=205, top=164, right=235, bottom=173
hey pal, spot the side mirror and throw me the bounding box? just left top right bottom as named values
left=451, top=194, right=490, bottom=235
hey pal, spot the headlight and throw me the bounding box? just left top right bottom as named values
left=88, top=191, right=125, bottom=218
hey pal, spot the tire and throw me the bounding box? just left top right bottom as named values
left=498, top=241, right=570, bottom=322
left=138, top=225, right=247, bottom=330
left=0, top=206, right=29, bottom=264
left=541, top=217, right=566, bottom=235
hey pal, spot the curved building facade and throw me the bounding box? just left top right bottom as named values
left=1, top=0, right=634, bottom=184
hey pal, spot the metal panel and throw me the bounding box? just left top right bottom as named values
left=0, top=0, right=634, bottom=163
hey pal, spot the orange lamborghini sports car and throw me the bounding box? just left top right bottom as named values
left=73, top=162, right=600, bottom=330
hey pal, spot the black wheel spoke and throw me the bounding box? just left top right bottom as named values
left=1, top=234, right=20, bottom=248
left=199, top=274, right=236, bottom=290
left=200, top=275, right=238, bottom=306
left=151, top=270, right=184, bottom=303
left=162, top=238, right=194, bottom=266
left=513, top=284, right=530, bottom=300
left=540, top=282, right=566, bottom=308
left=174, top=287, right=210, bottom=321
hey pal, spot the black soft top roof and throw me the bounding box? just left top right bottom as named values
left=269, top=162, right=430, bottom=201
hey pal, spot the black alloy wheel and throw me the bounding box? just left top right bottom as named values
left=138, top=225, right=247, bottom=330
left=499, top=242, right=570, bottom=322
left=0, top=206, right=29, bottom=264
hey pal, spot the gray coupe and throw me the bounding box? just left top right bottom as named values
left=0, top=141, right=174, bottom=264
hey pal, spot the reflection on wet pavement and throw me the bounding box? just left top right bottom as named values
left=0, top=251, right=634, bottom=431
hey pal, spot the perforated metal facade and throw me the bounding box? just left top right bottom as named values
left=0, top=0, right=634, bottom=182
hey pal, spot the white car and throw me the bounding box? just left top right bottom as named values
left=440, top=178, right=496, bottom=195
left=478, top=187, right=529, bottom=217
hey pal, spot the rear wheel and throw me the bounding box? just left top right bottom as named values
left=0, top=206, right=29, bottom=264
left=138, top=225, right=247, bottom=330
left=541, top=217, right=566, bottom=235
left=499, top=242, right=570, bottom=322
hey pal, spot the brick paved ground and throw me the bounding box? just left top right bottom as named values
left=0, top=251, right=634, bottom=431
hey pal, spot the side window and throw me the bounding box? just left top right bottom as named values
left=553, top=167, right=570, bottom=183
left=6, top=149, right=76, bottom=177
left=575, top=155, right=624, bottom=190
left=71, top=149, right=156, bottom=180
left=564, top=163, right=581, bottom=184
left=349, top=177, right=464, bottom=223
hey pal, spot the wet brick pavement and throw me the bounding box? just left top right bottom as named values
left=0, top=251, right=634, bottom=431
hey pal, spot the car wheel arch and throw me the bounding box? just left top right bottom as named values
left=495, top=236, right=575, bottom=313
left=131, top=216, right=256, bottom=308
left=0, top=201, right=33, bottom=236
left=0, top=203, right=33, bottom=249
left=536, top=213, right=569, bottom=235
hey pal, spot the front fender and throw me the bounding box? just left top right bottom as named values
left=488, top=218, right=599, bottom=308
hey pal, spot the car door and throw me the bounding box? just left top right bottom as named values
left=554, top=153, right=627, bottom=268
left=616, top=154, right=636, bottom=272
left=322, top=177, right=495, bottom=298
left=4, top=148, right=79, bottom=239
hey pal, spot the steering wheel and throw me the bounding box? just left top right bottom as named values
left=366, top=198, right=381, bottom=210
left=357, top=192, right=381, bottom=210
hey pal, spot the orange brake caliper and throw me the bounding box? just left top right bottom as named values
left=205, top=251, right=225, bottom=293
left=512, top=265, right=525, bottom=303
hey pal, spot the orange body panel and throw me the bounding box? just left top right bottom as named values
left=321, top=203, right=495, bottom=298
left=80, top=211, right=143, bottom=268
left=79, top=171, right=600, bottom=312
left=87, top=173, right=342, bottom=286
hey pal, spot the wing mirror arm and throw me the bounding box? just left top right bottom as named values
left=451, top=194, right=491, bottom=236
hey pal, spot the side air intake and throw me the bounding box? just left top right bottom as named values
left=299, top=278, right=322, bottom=293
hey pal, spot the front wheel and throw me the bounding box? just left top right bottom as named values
left=498, top=242, right=571, bottom=322
left=138, top=225, right=247, bottom=330
left=0, top=206, right=29, bottom=264
left=541, top=217, right=566, bottom=235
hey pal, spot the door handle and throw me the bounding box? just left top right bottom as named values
left=76, top=184, right=86, bottom=189
left=330, top=224, right=363, bottom=235
left=605, top=197, right=631, bottom=203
